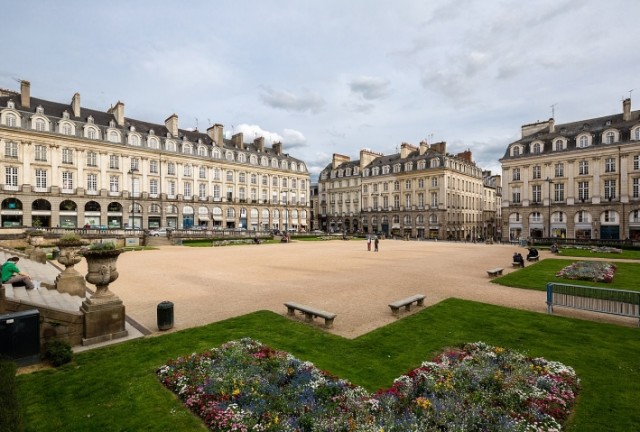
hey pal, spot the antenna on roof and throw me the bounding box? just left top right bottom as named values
left=629, top=89, right=635, bottom=99
left=195, top=118, right=198, bottom=130
left=550, top=103, right=557, bottom=119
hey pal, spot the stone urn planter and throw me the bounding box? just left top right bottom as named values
left=54, top=239, right=89, bottom=296
left=80, top=245, right=128, bottom=345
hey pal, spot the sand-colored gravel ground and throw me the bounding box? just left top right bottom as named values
left=74, top=239, right=636, bottom=338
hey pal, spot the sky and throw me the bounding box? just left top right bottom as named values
left=2, top=0, right=640, bottom=181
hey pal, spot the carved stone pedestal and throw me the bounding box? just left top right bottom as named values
left=56, top=241, right=88, bottom=297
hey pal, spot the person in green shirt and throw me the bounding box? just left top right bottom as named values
left=1, top=256, right=35, bottom=289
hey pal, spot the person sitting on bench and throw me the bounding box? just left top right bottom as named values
left=526, top=247, right=539, bottom=261
left=513, top=252, right=525, bottom=268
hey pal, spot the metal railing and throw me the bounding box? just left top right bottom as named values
left=546, top=282, right=640, bottom=326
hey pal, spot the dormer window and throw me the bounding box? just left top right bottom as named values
left=606, top=120, right=612, bottom=126
left=62, top=111, right=70, bottom=119
left=36, top=105, right=44, bottom=114
left=149, top=129, right=155, bottom=135
left=109, top=120, right=116, bottom=128
left=7, top=100, right=15, bottom=109
left=554, top=140, right=564, bottom=151
left=87, top=115, right=94, bottom=124
left=605, top=131, right=615, bottom=144
left=130, top=125, right=136, bottom=132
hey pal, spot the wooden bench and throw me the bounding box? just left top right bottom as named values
left=284, top=302, right=336, bottom=328
left=388, top=294, right=426, bottom=316
left=486, top=268, right=503, bottom=277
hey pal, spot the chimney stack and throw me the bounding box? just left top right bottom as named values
left=548, top=118, right=555, bottom=133
left=430, top=141, right=447, bottom=155
left=231, top=132, right=244, bottom=150
left=108, top=101, right=125, bottom=127
left=254, top=136, right=265, bottom=152
left=165, top=114, right=179, bottom=137
left=419, top=140, right=429, bottom=155
left=71, top=92, right=81, bottom=117
left=331, top=153, right=350, bottom=169
left=273, top=142, right=282, bottom=156
left=20, top=80, right=30, bottom=109
left=206, top=123, right=224, bottom=145
left=400, top=142, right=416, bottom=159
left=623, top=98, right=631, bottom=121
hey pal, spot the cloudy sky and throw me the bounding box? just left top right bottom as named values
left=2, top=1, right=639, bottom=180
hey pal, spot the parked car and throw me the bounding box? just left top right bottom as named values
left=149, top=227, right=172, bottom=237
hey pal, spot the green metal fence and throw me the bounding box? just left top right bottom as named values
left=546, top=282, right=640, bottom=326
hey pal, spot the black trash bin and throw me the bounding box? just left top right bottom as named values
left=157, top=301, right=174, bottom=331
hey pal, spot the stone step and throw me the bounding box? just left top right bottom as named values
left=3, top=284, right=83, bottom=312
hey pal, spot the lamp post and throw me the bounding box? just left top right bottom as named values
left=546, top=177, right=553, bottom=239
left=128, top=168, right=138, bottom=229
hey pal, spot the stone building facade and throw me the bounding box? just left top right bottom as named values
left=0, top=81, right=310, bottom=231
left=318, top=142, right=493, bottom=240
left=500, top=98, right=640, bottom=241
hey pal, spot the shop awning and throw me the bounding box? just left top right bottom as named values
left=198, top=216, right=210, bottom=221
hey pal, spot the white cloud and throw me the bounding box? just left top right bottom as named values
left=349, top=76, right=391, bottom=100
left=259, top=86, right=325, bottom=113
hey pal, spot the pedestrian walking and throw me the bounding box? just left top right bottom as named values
left=374, top=237, right=379, bottom=252
left=367, top=236, right=371, bottom=251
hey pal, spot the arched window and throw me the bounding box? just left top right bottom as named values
left=579, top=135, right=589, bottom=148
left=84, top=201, right=101, bottom=212
left=605, top=131, right=615, bottom=144
left=59, top=200, right=77, bottom=211
left=32, top=199, right=51, bottom=211
left=5, top=113, right=17, bottom=127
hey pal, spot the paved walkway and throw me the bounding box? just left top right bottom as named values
left=73, top=239, right=637, bottom=339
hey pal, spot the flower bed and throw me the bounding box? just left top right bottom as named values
left=555, top=261, right=617, bottom=283
left=157, top=338, right=579, bottom=431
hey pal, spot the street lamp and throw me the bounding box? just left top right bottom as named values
left=546, top=177, right=553, bottom=239
left=128, top=168, right=138, bottom=229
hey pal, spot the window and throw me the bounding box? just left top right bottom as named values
left=87, top=128, right=97, bottom=140
left=405, top=194, right=411, bottom=207
left=86, top=151, right=97, bottom=167
left=605, top=131, right=615, bottom=144
left=199, top=167, right=206, bottom=179
left=184, top=182, right=191, bottom=197
left=150, top=179, right=158, bottom=195
left=5, top=166, right=18, bottom=187
left=184, top=164, right=192, bottom=177
left=512, top=187, right=521, bottom=204
left=109, top=176, right=119, bottom=193
left=199, top=183, right=206, bottom=198
left=554, top=163, right=564, bottom=177
left=238, top=153, right=246, bottom=163
left=62, top=172, right=73, bottom=190
left=36, top=169, right=47, bottom=189
left=553, top=183, right=564, bottom=202
left=198, top=147, right=206, bottom=157
left=272, top=176, right=278, bottom=187
left=149, top=160, right=158, bottom=174
left=635, top=155, right=640, bottom=171
left=131, top=158, right=139, bottom=171
left=62, top=148, right=73, bottom=164
left=214, top=168, right=221, bottom=181
left=5, top=113, right=17, bottom=127
left=168, top=181, right=176, bottom=196
left=532, top=166, right=541, bottom=179
left=227, top=171, right=234, bottom=182
left=35, top=118, right=46, bottom=132
left=512, top=146, right=520, bottom=156
left=167, top=163, right=176, bottom=175
left=214, top=185, right=221, bottom=199
left=393, top=195, right=400, bottom=209
left=603, top=210, right=616, bottom=223
left=634, top=178, right=639, bottom=199
left=578, top=135, right=589, bottom=148
left=578, top=181, right=589, bottom=201
left=109, top=155, right=119, bottom=170
left=239, top=172, right=246, bottom=183
left=62, top=123, right=72, bottom=135
left=530, top=212, right=542, bottom=222
left=604, top=179, right=616, bottom=200
left=532, top=142, right=541, bottom=154
left=431, top=177, right=438, bottom=187
left=431, top=192, right=438, bottom=206
left=531, top=185, right=541, bottom=203
left=405, top=180, right=411, bottom=189
left=578, top=160, right=589, bottom=175
left=554, top=140, right=563, bottom=151
left=148, top=137, right=159, bottom=149
left=605, top=157, right=616, bottom=173
left=87, top=173, right=97, bottom=192
left=35, top=145, right=47, bottom=161
left=5, top=141, right=18, bottom=158
left=129, top=135, right=140, bottom=146
left=512, top=168, right=520, bottom=181
left=635, top=128, right=640, bottom=141
left=109, top=131, right=119, bottom=143
left=393, top=181, right=400, bottom=191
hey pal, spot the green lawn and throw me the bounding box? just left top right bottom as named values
left=16, top=299, right=640, bottom=431
left=492, top=259, right=640, bottom=291
left=556, top=248, right=640, bottom=260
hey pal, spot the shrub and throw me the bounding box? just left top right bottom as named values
left=44, top=340, right=73, bottom=367
left=88, top=241, right=117, bottom=251
left=0, top=356, right=24, bottom=432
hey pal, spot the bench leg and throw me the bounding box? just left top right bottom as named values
left=417, top=299, right=424, bottom=307
left=286, top=307, right=295, bottom=316
left=404, top=304, right=411, bottom=312
left=304, top=312, right=314, bottom=323
left=324, top=318, right=334, bottom=329
left=389, top=306, right=399, bottom=317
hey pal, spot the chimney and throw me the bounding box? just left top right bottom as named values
left=232, top=132, right=244, bottom=150
left=359, top=148, right=382, bottom=169
left=430, top=141, right=447, bottom=154
left=108, top=101, right=125, bottom=126
left=400, top=142, right=416, bottom=159
left=521, top=119, right=551, bottom=138
left=419, top=140, right=429, bottom=155
left=20, top=80, right=31, bottom=109
left=548, top=118, right=555, bottom=133
left=623, top=98, right=631, bottom=121
left=273, top=142, right=282, bottom=156
left=254, top=136, right=265, bottom=152
left=206, top=123, right=224, bottom=145
left=165, top=114, right=179, bottom=137
left=331, top=153, right=350, bottom=169
left=456, top=150, right=473, bottom=163
left=71, top=92, right=81, bottom=117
